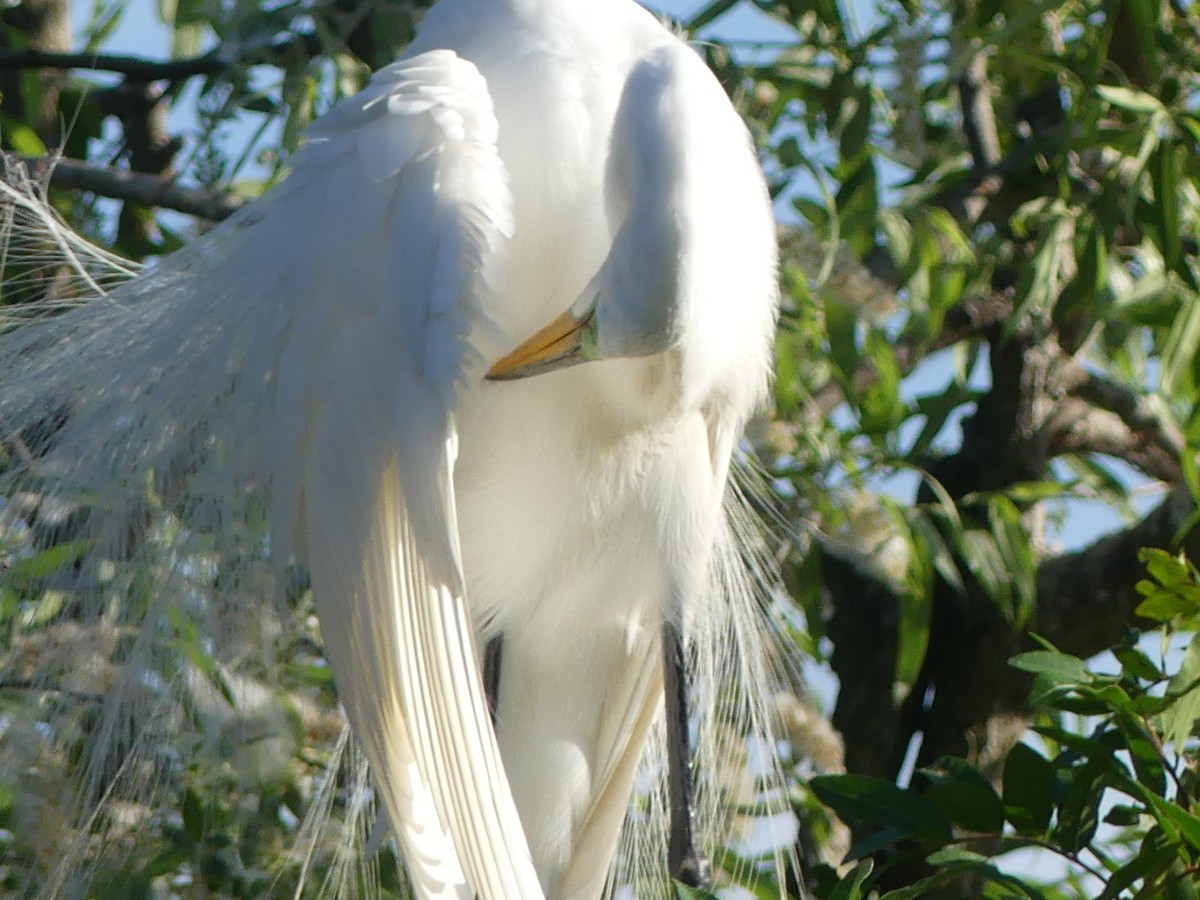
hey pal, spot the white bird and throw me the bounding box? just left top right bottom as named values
left=0, top=1, right=791, bottom=898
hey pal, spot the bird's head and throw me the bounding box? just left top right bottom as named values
left=483, top=249, right=685, bottom=382
left=484, top=40, right=769, bottom=387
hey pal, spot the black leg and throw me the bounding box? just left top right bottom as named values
left=484, top=635, right=503, bottom=725
left=663, top=620, right=710, bottom=887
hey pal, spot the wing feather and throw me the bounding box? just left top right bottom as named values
left=256, top=50, right=539, bottom=899
left=0, top=50, right=535, bottom=898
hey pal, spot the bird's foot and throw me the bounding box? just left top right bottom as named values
left=672, top=852, right=712, bottom=889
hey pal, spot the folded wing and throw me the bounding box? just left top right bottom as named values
left=254, top=51, right=541, bottom=899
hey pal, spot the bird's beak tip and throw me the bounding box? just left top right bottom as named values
left=485, top=307, right=595, bottom=381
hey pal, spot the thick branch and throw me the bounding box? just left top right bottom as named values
left=1045, top=397, right=1182, bottom=483
left=822, top=549, right=904, bottom=779
left=1064, top=365, right=1185, bottom=460
left=954, top=17, right=1002, bottom=227
left=91, top=82, right=182, bottom=242
left=1036, top=483, right=1198, bottom=659
left=20, top=155, right=244, bottom=220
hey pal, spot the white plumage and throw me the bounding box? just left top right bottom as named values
left=0, top=1, right=790, bottom=897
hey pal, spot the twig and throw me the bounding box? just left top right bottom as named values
left=0, top=31, right=323, bottom=84
left=0, top=678, right=103, bottom=705
left=19, top=155, right=244, bottom=221
left=1045, top=398, right=1181, bottom=483
left=0, top=47, right=230, bottom=81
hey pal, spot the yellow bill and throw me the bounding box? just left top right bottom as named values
left=486, top=307, right=596, bottom=380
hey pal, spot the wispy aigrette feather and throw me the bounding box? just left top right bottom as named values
left=0, top=1, right=800, bottom=897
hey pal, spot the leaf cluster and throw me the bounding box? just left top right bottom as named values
left=808, top=549, right=1200, bottom=898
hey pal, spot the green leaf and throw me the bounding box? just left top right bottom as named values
left=685, top=0, right=740, bottom=30
left=1160, top=289, right=1200, bottom=397
left=3, top=539, right=91, bottom=584
left=673, top=883, right=720, bottom=900
left=1144, top=792, right=1200, bottom=851
left=1096, top=84, right=1164, bottom=115
left=1113, top=645, right=1165, bottom=682
left=18, top=590, right=68, bottom=629
left=844, top=825, right=910, bottom=862
left=1152, top=144, right=1182, bottom=273
left=1002, top=743, right=1055, bottom=835
left=1112, top=711, right=1167, bottom=796
left=824, top=296, right=859, bottom=389
left=181, top=788, right=204, bottom=845
left=894, top=509, right=933, bottom=694
left=858, top=331, right=905, bottom=435
left=925, top=847, right=990, bottom=867
left=1096, top=838, right=1178, bottom=900
left=906, top=382, right=980, bottom=462
left=879, top=208, right=913, bottom=276
left=1003, top=481, right=1071, bottom=503
left=1124, top=0, right=1163, bottom=82
left=955, top=529, right=1012, bottom=615
left=1104, top=803, right=1144, bottom=827
left=879, top=873, right=955, bottom=900
left=833, top=140, right=878, bottom=259
left=1009, top=207, right=1071, bottom=326
left=1009, top=650, right=1090, bottom=685
left=921, top=757, right=1005, bottom=833
left=1141, top=548, right=1185, bottom=585
left=1052, top=760, right=1106, bottom=853
left=828, top=859, right=873, bottom=900
left=1034, top=724, right=1120, bottom=762
left=810, top=774, right=952, bottom=838
left=988, top=495, right=1036, bottom=626
left=1136, top=590, right=1200, bottom=622
left=1159, top=634, right=1200, bottom=752
left=1056, top=218, right=1108, bottom=336
left=5, top=123, right=46, bottom=157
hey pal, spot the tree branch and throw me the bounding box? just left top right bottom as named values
left=0, top=30, right=323, bottom=83
left=1064, top=365, right=1185, bottom=460
left=1036, top=483, right=1198, bottom=659
left=1045, top=398, right=1181, bottom=483
left=19, top=155, right=244, bottom=221
left=957, top=43, right=1002, bottom=170
left=824, top=480, right=1200, bottom=784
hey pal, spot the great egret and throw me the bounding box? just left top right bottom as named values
left=0, top=0, right=792, bottom=897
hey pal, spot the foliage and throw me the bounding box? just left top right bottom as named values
left=808, top=548, right=1200, bottom=898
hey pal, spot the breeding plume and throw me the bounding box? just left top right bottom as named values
left=0, top=0, right=792, bottom=897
